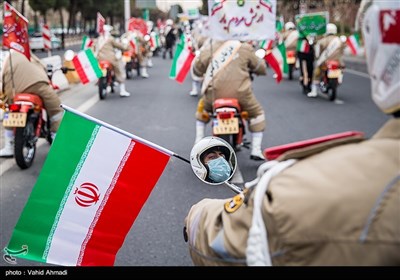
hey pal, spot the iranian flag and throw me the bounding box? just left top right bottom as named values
left=5, top=107, right=172, bottom=266
left=259, top=39, right=274, bottom=51
left=81, top=35, right=94, bottom=50
left=347, top=33, right=361, bottom=56
left=297, top=39, right=310, bottom=53
left=169, top=34, right=195, bottom=84
left=72, top=49, right=102, bottom=84
left=265, top=41, right=288, bottom=83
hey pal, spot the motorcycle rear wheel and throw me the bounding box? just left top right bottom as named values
left=327, top=79, right=338, bottom=101
left=126, top=63, right=133, bottom=79
left=219, top=134, right=239, bottom=151
left=98, top=77, right=108, bottom=100
left=14, top=121, right=36, bottom=169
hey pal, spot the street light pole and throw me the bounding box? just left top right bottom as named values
left=124, top=0, right=131, bottom=32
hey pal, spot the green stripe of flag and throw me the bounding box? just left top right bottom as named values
left=84, top=49, right=103, bottom=78
left=6, top=111, right=98, bottom=263
left=169, top=34, right=185, bottom=78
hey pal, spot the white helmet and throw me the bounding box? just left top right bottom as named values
left=285, top=21, right=295, bottom=31
left=103, top=24, right=113, bottom=32
left=356, top=0, right=400, bottom=114
left=190, top=136, right=236, bottom=184
left=326, top=23, right=337, bottom=35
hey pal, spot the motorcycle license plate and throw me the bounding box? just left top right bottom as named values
left=287, top=57, right=296, bottom=64
left=122, top=56, right=131, bottom=63
left=328, top=69, right=341, bottom=78
left=3, top=112, right=27, bottom=127
left=213, top=118, right=239, bottom=135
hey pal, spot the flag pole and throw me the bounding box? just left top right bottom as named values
left=60, top=104, right=190, bottom=164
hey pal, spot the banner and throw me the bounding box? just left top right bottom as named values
left=2, top=1, right=30, bottom=60
left=4, top=107, right=172, bottom=266
left=207, top=0, right=277, bottom=41
left=295, top=12, right=329, bottom=37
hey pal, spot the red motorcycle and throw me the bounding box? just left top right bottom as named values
left=318, top=59, right=344, bottom=101
left=122, top=50, right=140, bottom=79
left=2, top=93, right=52, bottom=169
left=1, top=67, right=72, bottom=169
left=211, top=98, right=250, bottom=152
left=98, top=60, right=116, bottom=100
left=286, top=50, right=297, bottom=80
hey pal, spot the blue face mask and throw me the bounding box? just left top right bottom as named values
left=207, top=157, right=232, bottom=183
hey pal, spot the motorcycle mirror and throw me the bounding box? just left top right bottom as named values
left=189, top=136, right=238, bottom=186
left=255, top=49, right=266, bottom=59
left=64, top=50, right=75, bottom=62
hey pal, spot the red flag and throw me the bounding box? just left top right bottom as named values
left=97, top=12, right=105, bottom=35
left=2, top=1, right=30, bottom=60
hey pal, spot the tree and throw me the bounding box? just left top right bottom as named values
left=29, top=0, right=55, bottom=30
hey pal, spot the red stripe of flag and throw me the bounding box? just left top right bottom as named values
left=175, top=52, right=195, bottom=84
left=72, top=55, right=89, bottom=84
left=265, top=52, right=282, bottom=83
left=79, top=140, right=170, bottom=265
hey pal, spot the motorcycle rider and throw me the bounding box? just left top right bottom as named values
left=307, top=23, right=346, bottom=98
left=162, top=19, right=177, bottom=60
left=95, top=24, right=131, bottom=97
left=189, top=20, right=209, bottom=97
left=296, top=33, right=315, bottom=94
left=192, top=39, right=267, bottom=161
left=282, top=21, right=299, bottom=78
left=190, top=136, right=236, bottom=184
left=184, top=0, right=400, bottom=265
left=282, top=22, right=299, bottom=52
left=0, top=50, right=63, bottom=157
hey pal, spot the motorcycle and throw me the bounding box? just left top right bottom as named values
left=286, top=50, right=297, bottom=80
left=318, top=59, right=344, bottom=101
left=1, top=66, right=73, bottom=169
left=98, top=60, right=116, bottom=100
left=122, top=49, right=140, bottom=79
left=210, top=98, right=250, bottom=153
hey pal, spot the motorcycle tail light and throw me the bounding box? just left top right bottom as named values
left=287, top=51, right=295, bottom=58
left=218, top=111, right=234, bottom=119
left=327, top=60, right=340, bottom=70
left=9, top=104, right=21, bottom=112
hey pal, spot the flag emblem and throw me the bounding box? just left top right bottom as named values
left=74, top=182, right=101, bottom=207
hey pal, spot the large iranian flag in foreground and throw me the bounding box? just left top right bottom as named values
left=5, top=108, right=171, bottom=266
left=169, top=34, right=195, bottom=84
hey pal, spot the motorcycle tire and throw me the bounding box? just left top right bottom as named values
left=219, top=134, right=239, bottom=151
left=45, top=116, right=53, bottom=145
left=136, top=62, right=141, bottom=77
left=288, top=64, right=294, bottom=80
left=125, top=63, right=132, bottom=80
left=14, top=120, right=36, bottom=169
left=98, top=77, right=108, bottom=100
left=327, top=79, right=338, bottom=101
